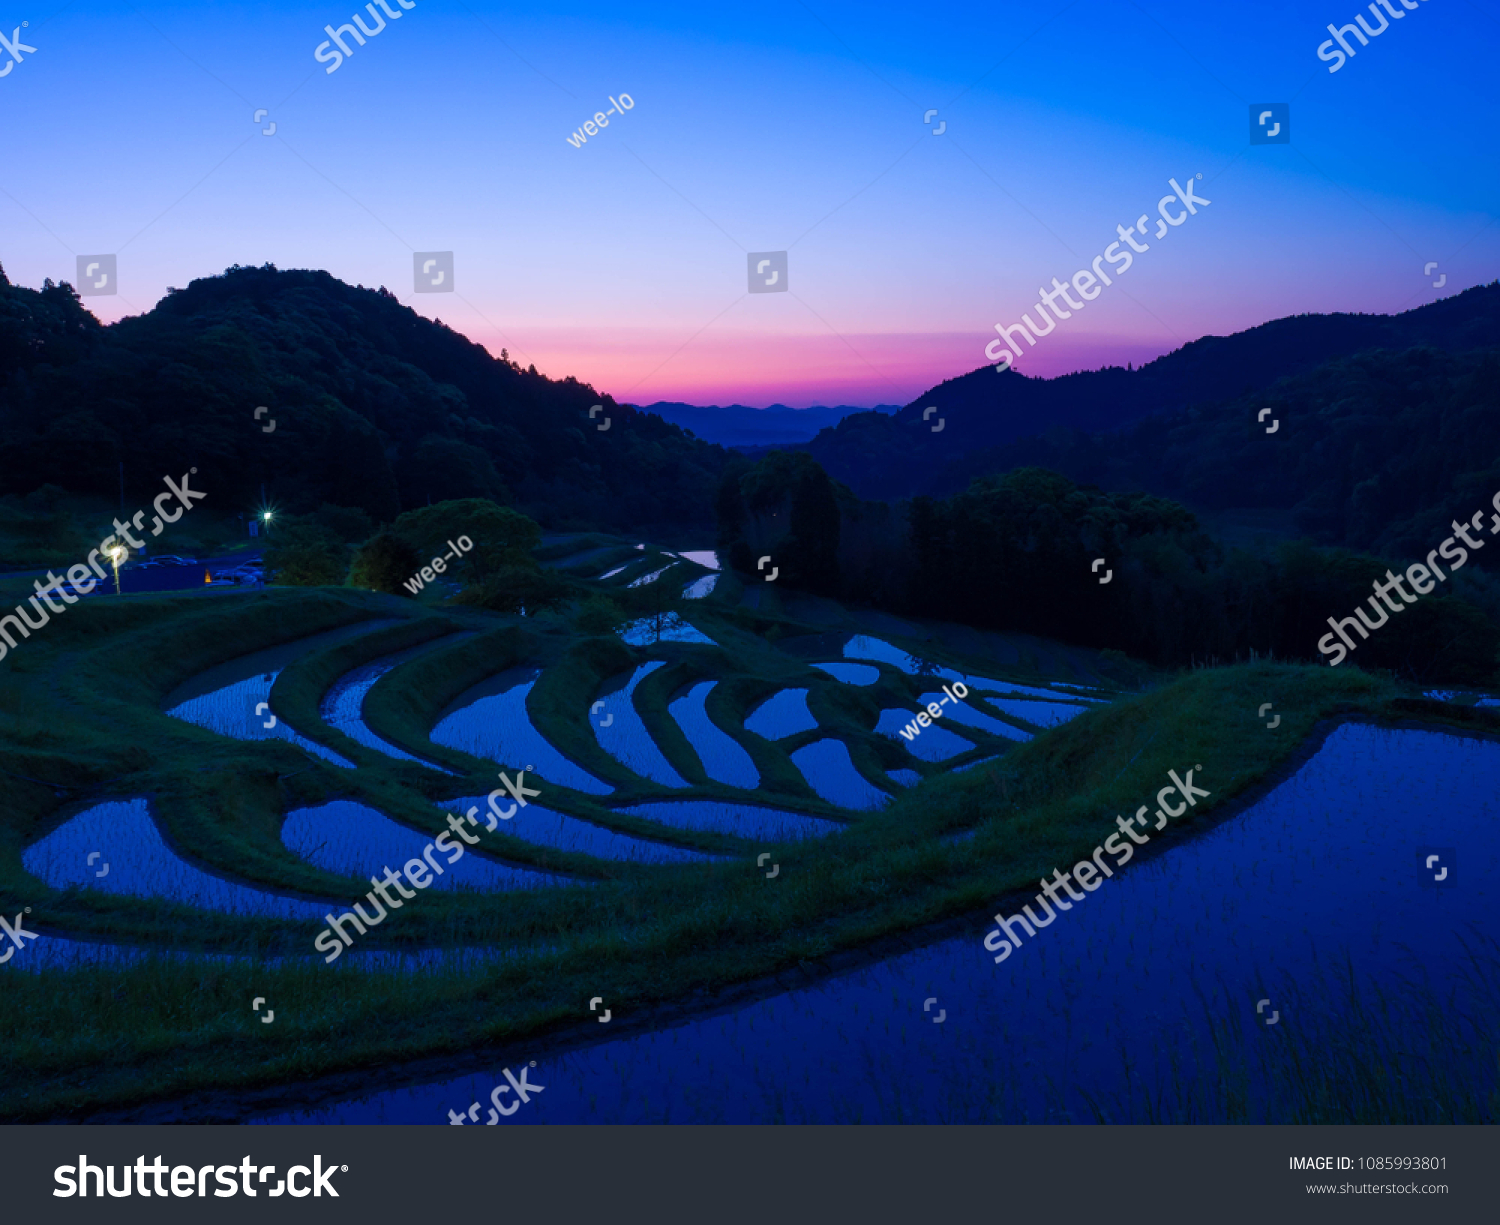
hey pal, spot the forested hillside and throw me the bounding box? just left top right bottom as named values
left=805, top=283, right=1500, bottom=502
left=0, top=264, right=726, bottom=534
left=927, top=346, right=1500, bottom=561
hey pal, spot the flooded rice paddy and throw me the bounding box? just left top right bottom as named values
left=256, top=722, right=1500, bottom=1122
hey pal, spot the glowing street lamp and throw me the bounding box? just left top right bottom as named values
left=108, top=542, right=127, bottom=595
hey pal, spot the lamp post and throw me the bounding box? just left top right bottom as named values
left=108, top=543, right=127, bottom=596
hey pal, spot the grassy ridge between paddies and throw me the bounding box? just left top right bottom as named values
left=0, top=591, right=429, bottom=946
left=268, top=611, right=468, bottom=766
left=0, top=588, right=1433, bottom=1119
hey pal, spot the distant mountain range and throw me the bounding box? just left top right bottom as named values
left=637, top=401, right=899, bottom=446
left=8, top=261, right=1499, bottom=554
left=802, top=283, right=1500, bottom=501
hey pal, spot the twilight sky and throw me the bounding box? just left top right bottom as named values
left=2, top=0, right=1496, bottom=407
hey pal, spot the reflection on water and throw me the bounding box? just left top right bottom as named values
left=321, top=637, right=471, bottom=772
left=744, top=689, right=817, bottom=738
left=23, top=799, right=332, bottom=919
left=443, top=797, right=722, bottom=864
left=163, top=621, right=398, bottom=767
left=810, top=661, right=879, bottom=685
left=842, top=635, right=1106, bottom=706
left=616, top=800, right=841, bottom=842
left=594, top=662, right=689, bottom=787
left=979, top=696, right=1088, bottom=729
left=669, top=681, right=759, bottom=788
left=843, top=635, right=960, bottom=681
left=258, top=723, right=1500, bottom=1123
left=619, top=614, right=716, bottom=646
left=432, top=668, right=612, bottom=795
left=874, top=709, right=973, bottom=762
left=283, top=800, right=570, bottom=892
left=790, top=739, right=889, bottom=810
left=628, top=565, right=677, bottom=588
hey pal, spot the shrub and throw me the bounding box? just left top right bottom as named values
left=263, top=519, right=350, bottom=586
left=348, top=529, right=422, bottom=595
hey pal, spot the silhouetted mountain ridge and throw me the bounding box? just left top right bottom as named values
left=639, top=401, right=899, bottom=446
left=805, top=283, right=1500, bottom=500
left=0, top=263, right=726, bottom=533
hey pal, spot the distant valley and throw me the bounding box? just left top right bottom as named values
left=637, top=401, right=899, bottom=447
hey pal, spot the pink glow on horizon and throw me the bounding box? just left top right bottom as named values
left=455, top=325, right=1177, bottom=408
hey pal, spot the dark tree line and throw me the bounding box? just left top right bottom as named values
left=718, top=458, right=1500, bottom=685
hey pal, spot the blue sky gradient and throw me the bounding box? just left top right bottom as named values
left=2, top=0, right=1495, bottom=405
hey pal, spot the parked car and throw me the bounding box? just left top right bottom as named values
left=212, top=563, right=263, bottom=586
left=58, top=580, right=103, bottom=599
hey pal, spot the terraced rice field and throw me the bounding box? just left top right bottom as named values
left=30, top=536, right=1361, bottom=1124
